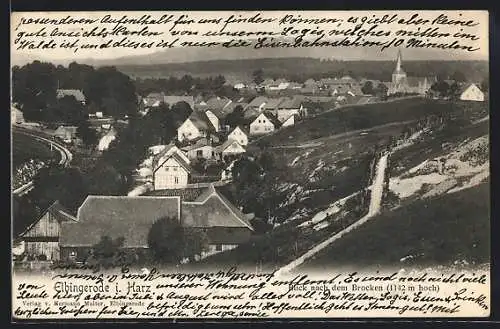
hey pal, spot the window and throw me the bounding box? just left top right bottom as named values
left=216, top=244, right=222, bottom=252
left=212, top=151, right=215, bottom=157
left=196, top=150, right=203, bottom=158
left=174, top=176, right=179, bottom=184
left=173, top=167, right=178, bottom=171
left=165, top=167, right=169, bottom=171
left=69, top=250, right=77, bottom=260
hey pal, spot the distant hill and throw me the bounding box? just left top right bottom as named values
left=115, top=57, right=488, bottom=84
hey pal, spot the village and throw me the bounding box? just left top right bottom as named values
left=11, top=50, right=488, bottom=270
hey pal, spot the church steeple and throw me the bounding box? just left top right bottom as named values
left=395, top=49, right=404, bottom=74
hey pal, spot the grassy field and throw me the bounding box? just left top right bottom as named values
left=299, top=182, right=490, bottom=271
left=260, top=98, right=488, bottom=146
left=12, top=131, right=60, bottom=168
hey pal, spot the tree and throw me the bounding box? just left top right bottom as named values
left=87, top=235, right=127, bottom=269
left=182, top=227, right=209, bottom=262
left=224, top=105, right=245, bottom=128
left=431, top=80, right=450, bottom=97
left=148, top=217, right=186, bottom=264
left=77, top=120, right=98, bottom=147
left=451, top=70, right=466, bottom=82
left=86, top=162, right=125, bottom=195
left=375, top=83, right=389, bottom=98
left=13, top=195, right=40, bottom=238
left=252, top=69, right=264, bottom=85
left=30, top=165, right=88, bottom=213
left=361, top=81, right=374, bottom=95
left=480, top=78, right=489, bottom=92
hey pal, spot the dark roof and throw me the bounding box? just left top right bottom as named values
left=263, top=97, right=286, bottom=110
left=20, top=201, right=77, bottom=238
left=205, top=97, right=232, bottom=110
left=182, top=185, right=253, bottom=230
left=188, top=111, right=216, bottom=132
left=278, top=96, right=303, bottom=109
left=60, top=196, right=181, bottom=248
left=246, top=96, right=268, bottom=108
left=229, top=125, right=249, bottom=136
left=154, top=152, right=193, bottom=174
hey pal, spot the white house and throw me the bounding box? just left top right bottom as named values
left=182, top=139, right=216, bottom=161
left=234, top=83, right=247, bottom=90
left=249, top=112, right=281, bottom=136
left=459, top=83, right=485, bottom=102
left=281, top=114, right=297, bottom=127
left=227, top=126, right=249, bottom=146
left=217, top=140, right=246, bottom=158
left=153, top=153, right=192, bottom=190
left=177, top=112, right=215, bottom=142
left=11, top=106, right=24, bottom=124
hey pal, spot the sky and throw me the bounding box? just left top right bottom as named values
left=11, top=10, right=489, bottom=65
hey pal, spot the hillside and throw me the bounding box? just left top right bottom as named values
left=193, top=97, right=489, bottom=270
left=299, top=181, right=490, bottom=271
left=260, top=98, right=488, bottom=146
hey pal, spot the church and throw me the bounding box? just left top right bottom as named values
left=387, top=50, right=436, bottom=95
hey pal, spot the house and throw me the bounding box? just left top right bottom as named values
left=177, top=111, right=215, bottom=142
left=387, top=50, right=435, bottom=95
left=19, top=201, right=77, bottom=261
left=227, top=126, right=249, bottom=146
left=245, top=96, right=268, bottom=112
left=59, top=185, right=254, bottom=262
left=459, top=83, right=485, bottom=102
left=276, top=96, right=304, bottom=122
left=59, top=196, right=180, bottom=262
left=11, top=106, right=24, bottom=124
left=217, top=139, right=246, bottom=158
left=54, top=126, right=78, bottom=143
left=153, top=152, right=193, bottom=190
left=281, top=114, right=297, bottom=127
left=143, top=92, right=165, bottom=107
left=56, top=89, right=86, bottom=104
left=249, top=112, right=281, bottom=136
left=163, top=95, right=195, bottom=109
left=234, top=82, right=247, bottom=90
left=181, top=138, right=217, bottom=161
left=263, top=97, right=286, bottom=112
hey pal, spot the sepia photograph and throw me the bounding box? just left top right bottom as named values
left=10, top=10, right=490, bottom=319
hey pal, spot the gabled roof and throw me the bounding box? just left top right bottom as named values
left=278, top=96, right=303, bottom=109
left=205, top=97, right=232, bottom=110
left=263, top=97, right=286, bottom=110
left=185, top=111, right=216, bottom=132
left=459, top=83, right=483, bottom=94
left=229, top=125, right=249, bottom=137
left=20, top=201, right=77, bottom=238
left=60, top=196, right=181, bottom=248
left=152, top=144, right=190, bottom=168
left=154, top=152, right=193, bottom=174
left=216, top=139, right=244, bottom=153
left=56, top=89, right=86, bottom=102
left=183, top=184, right=253, bottom=230
left=246, top=96, right=268, bottom=108
left=181, top=138, right=214, bottom=151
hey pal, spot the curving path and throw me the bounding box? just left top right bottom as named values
left=12, top=127, right=72, bottom=196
